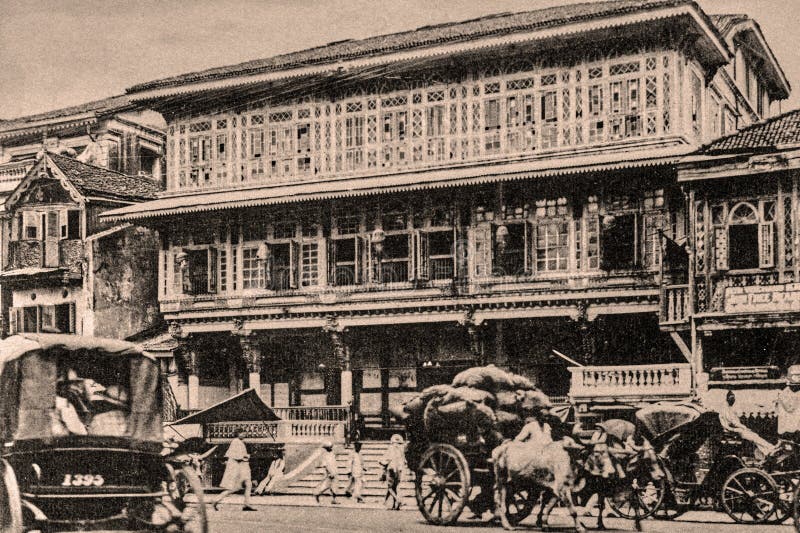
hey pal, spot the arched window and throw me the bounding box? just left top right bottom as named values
left=726, top=202, right=773, bottom=270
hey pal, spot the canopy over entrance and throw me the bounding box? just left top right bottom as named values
left=171, top=388, right=280, bottom=426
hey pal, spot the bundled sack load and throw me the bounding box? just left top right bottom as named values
left=398, top=364, right=551, bottom=443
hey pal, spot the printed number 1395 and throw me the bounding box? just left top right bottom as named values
left=62, top=474, right=105, bottom=486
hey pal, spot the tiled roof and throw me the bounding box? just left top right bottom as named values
left=129, top=0, right=705, bottom=93
left=48, top=152, right=162, bottom=202
left=700, top=109, right=800, bottom=154
left=0, top=95, right=134, bottom=132
left=709, top=14, right=749, bottom=36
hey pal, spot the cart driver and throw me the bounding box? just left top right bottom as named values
left=719, top=391, right=777, bottom=459
left=53, top=381, right=88, bottom=436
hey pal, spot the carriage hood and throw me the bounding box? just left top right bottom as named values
left=0, top=334, right=163, bottom=446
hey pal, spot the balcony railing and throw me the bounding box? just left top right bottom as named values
left=205, top=419, right=347, bottom=444
left=167, top=51, right=679, bottom=194
left=272, top=405, right=349, bottom=421
left=569, top=363, right=692, bottom=400
left=7, top=239, right=83, bottom=272
left=8, top=240, right=42, bottom=269
left=660, top=284, right=690, bottom=324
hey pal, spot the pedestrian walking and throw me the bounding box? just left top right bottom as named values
left=379, top=433, right=405, bottom=510
left=345, top=441, right=366, bottom=503
left=313, top=440, right=339, bottom=504
left=212, top=429, right=256, bottom=511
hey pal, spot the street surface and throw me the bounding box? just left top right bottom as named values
left=209, top=502, right=796, bottom=532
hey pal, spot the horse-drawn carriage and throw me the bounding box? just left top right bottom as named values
left=0, top=333, right=207, bottom=533
left=636, top=401, right=800, bottom=525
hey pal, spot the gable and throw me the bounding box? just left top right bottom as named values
left=17, top=177, right=76, bottom=207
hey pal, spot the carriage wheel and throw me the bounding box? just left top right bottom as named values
left=415, top=444, right=471, bottom=525
left=167, top=465, right=208, bottom=533
left=606, top=475, right=665, bottom=521
left=505, top=487, right=535, bottom=527
left=721, top=468, right=779, bottom=524
left=0, top=460, right=23, bottom=533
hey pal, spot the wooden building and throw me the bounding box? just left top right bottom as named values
left=0, top=153, right=163, bottom=340
left=0, top=95, right=166, bottom=203
left=102, top=1, right=789, bottom=431
left=675, top=109, right=800, bottom=429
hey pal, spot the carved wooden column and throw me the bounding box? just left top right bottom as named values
left=235, top=324, right=262, bottom=397
left=324, top=316, right=351, bottom=406
left=168, top=322, right=193, bottom=410
left=575, top=302, right=596, bottom=365
left=460, top=310, right=486, bottom=365
left=178, top=348, right=199, bottom=411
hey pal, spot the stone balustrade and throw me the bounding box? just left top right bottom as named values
left=205, top=419, right=347, bottom=444
left=272, top=405, right=349, bottom=421
left=569, top=363, right=692, bottom=400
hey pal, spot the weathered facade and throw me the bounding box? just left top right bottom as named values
left=103, top=1, right=789, bottom=430
left=0, top=95, right=166, bottom=203
left=675, top=109, right=800, bottom=433
left=0, top=153, right=163, bottom=340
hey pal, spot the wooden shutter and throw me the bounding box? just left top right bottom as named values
left=524, top=221, right=533, bottom=274
left=759, top=221, right=775, bottom=268
left=9, top=307, right=17, bottom=334
left=470, top=224, right=493, bottom=278
left=416, top=231, right=429, bottom=281
left=365, top=234, right=374, bottom=283
left=208, top=248, right=218, bottom=293
left=713, top=225, right=728, bottom=271
left=289, top=241, right=300, bottom=289
left=354, top=236, right=363, bottom=284
left=327, top=238, right=337, bottom=286
left=264, top=243, right=275, bottom=289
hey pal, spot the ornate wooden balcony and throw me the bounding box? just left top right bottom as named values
left=569, top=363, right=692, bottom=402
left=6, top=239, right=83, bottom=273
left=660, top=284, right=690, bottom=326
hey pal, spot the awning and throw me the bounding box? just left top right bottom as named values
left=0, top=267, right=61, bottom=279
left=101, top=148, right=686, bottom=222
left=170, top=388, right=280, bottom=425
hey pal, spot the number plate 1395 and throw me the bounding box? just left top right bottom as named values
left=62, top=474, right=105, bottom=486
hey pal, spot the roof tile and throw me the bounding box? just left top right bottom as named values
left=699, top=109, right=800, bottom=154
left=0, top=95, right=133, bottom=132
left=48, top=152, right=162, bottom=202
left=128, top=0, right=698, bottom=93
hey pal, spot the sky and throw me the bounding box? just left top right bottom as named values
left=1, top=0, right=799, bottom=119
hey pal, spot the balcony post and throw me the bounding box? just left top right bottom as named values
left=575, top=301, right=596, bottom=365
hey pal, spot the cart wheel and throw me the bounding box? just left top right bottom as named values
left=505, top=487, right=535, bottom=527
left=606, top=476, right=665, bottom=521
left=415, top=444, right=470, bottom=525
left=792, top=479, right=800, bottom=532
left=167, top=465, right=208, bottom=533
left=0, top=459, right=23, bottom=533
left=721, top=468, right=779, bottom=524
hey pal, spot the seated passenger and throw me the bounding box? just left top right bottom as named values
left=719, top=391, right=777, bottom=459
left=51, top=386, right=88, bottom=436
left=585, top=426, right=623, bottom=479
left=88, top=384, right=129, bottom=436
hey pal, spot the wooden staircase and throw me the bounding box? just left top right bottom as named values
left=282, top=441, right=416, bottom=506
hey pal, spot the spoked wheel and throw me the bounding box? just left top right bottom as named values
left=721, top=468, right=780, bottom=524
left=168, top=465, right=208, bottom=533
left=0, top=459, right=23, bottom=533
left=415, top=444, right=471, bottom=525
left=793, top=479, right=800, bottom=531
left=505, top=487, right=535, bottom=527
left=606, top=476, right=666, bottom=521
